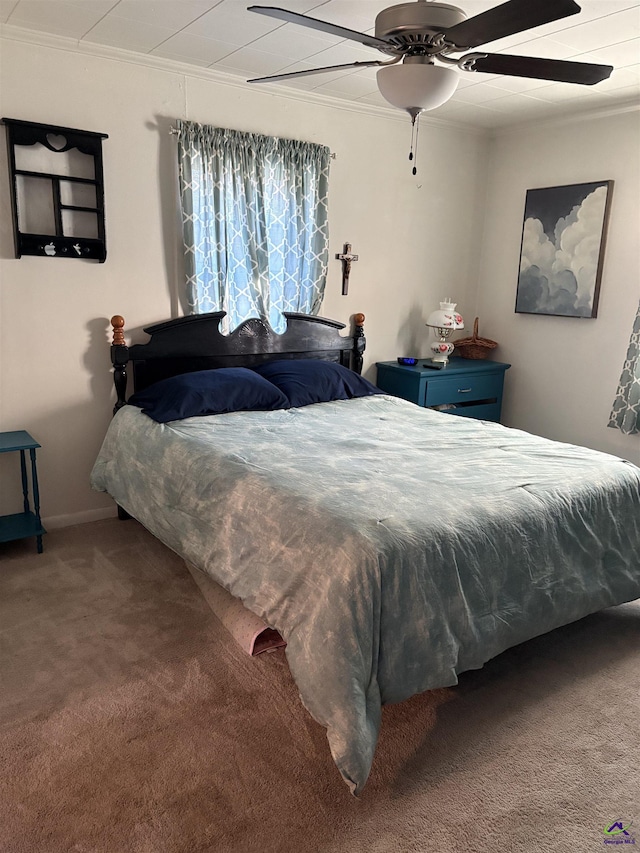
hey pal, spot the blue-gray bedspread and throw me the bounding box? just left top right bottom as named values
left=91, top=396, right=640, bottom=793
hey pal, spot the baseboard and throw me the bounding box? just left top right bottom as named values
left=42, top=506, right=118, bottom=530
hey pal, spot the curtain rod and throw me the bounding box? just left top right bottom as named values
left=168, top=125, right=336, bottom=158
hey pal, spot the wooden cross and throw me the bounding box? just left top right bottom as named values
left=336, top=242, right=359, bottom=295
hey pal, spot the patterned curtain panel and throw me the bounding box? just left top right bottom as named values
left=176, top=119, right=330, bottom=334
left=608, top=300, right=640, bottom=436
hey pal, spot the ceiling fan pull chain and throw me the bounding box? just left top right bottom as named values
left=413, top=113, right=421, bottom=176
left=409, top=114, right=416, bottom=163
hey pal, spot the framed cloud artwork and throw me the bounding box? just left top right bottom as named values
left=515, top=180, right=613, bottom=318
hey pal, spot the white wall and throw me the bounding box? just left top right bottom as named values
left=0, top=37, right=488, bottom=526
left=476, top=108, right=640, bottom=464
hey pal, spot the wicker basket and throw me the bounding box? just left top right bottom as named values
left=454, top=317, right=498, bottom=360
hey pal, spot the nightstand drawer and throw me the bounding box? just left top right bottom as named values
left=425, top=373, right=503, bottom=407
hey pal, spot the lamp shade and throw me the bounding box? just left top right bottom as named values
left=426, top=300, right=464, bottom=330
left=377, top=61, right=459, bottom=113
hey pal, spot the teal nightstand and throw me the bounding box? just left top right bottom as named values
left=376, top=358, right=511, bottom=422
left=0, top=430, right=46, bottom=553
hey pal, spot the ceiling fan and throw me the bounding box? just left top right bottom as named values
left=246, top=0, right=613, bottom=118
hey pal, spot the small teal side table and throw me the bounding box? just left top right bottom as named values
left=0, top=430, right=46, bottom=553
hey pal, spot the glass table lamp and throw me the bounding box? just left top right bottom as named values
left=426, top=299, right=464, bottom=364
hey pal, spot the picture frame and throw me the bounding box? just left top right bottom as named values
left=515, top=180, right=613, bottom=318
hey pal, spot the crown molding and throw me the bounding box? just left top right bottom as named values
left=491, top=97, right=640, bottom=137
left=0, top=24, right=488, bottom=137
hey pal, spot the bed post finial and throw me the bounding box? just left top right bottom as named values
left=111, top=315, right=125, bottom=346
left=110, top=315, right=129, bottom=414
left=352, top=313, right=366, bottom=375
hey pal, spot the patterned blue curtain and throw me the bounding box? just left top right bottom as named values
left=609, top=300, right=640, bottom=436
left=176, top=120, right=330, bottom=334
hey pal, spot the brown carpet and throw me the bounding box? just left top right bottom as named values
left=1, top=519, right=638, bottom=853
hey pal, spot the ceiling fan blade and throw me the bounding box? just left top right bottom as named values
left=247, top=6, right=392, bottom=50
left=248, top=60, right=386, bottom=84
left=469, top=53, right=613, bottom=85
left=444, top=0, right=581, bottom=49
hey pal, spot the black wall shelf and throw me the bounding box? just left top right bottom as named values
left=2, top=118, right=108, bottom=262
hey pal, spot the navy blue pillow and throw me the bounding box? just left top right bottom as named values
left=127, top=368, right=289, bottom=423
left=253, top=359, right=381, bottom=408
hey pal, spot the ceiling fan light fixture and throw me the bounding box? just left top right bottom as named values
left=376, top=59, right=459, bottom=113
left=248, top=1, right=614, bottom=124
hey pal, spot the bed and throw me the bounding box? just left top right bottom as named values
left=91, top=311, right=640, bottom=795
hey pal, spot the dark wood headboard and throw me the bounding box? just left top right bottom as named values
left=110, top=311, right=366, bottom=414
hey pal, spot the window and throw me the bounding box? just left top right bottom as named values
left=176, top=120, right=330, bottom=334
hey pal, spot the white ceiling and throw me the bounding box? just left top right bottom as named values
left=1, top=0, right=639, bottom=127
